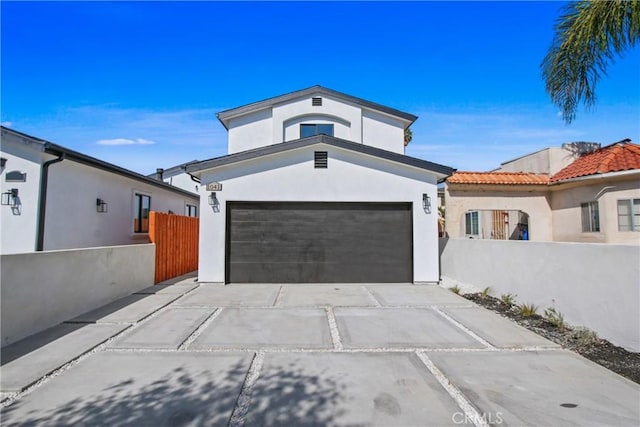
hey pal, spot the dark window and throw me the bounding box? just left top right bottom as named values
left=301, top=123, right=334, bottom=138
left=312, top=97, right=323, bottom=106
left=314, top=151, right=328, bottom=169
left=134, top=193, right=151, bottom=233
left=185, top=204, right=198, bottom=218
left=465, top=211, right=479, bottom=235
left=581, top=201, right=600, bottom=232
left=618, top=199, right=640, bottom=231
left=5, top=171, right=26, bottom=182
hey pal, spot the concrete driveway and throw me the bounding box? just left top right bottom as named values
left=2, top=276, right=639, bottom=426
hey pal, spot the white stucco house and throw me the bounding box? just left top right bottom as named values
left=1, top=126, right=199, bottom=254
left=186, top=86, right=455, bottom=284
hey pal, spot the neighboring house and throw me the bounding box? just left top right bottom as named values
left=186, top=85, right=455, bottom=284
left=1, top=126, right=200, bottom=254
left=445, top=139, right=640, bottom=244
left=150, top=160, right=201, bottom=210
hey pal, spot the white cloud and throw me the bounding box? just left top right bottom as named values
left=1, top=121, right=13, bottom=127
left=96, top=137, right=156, bottom=146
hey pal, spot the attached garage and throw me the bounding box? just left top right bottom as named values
left=226, top=202, right=413, bottom=283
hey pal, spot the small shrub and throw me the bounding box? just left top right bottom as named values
left=518, top=303, right=538, bottom=317
left=571, top=327, right=600, bottom=347
left=450, top=285, right=461, bottom=295
left=500, top=293, right=517, bottom=306
left=544, top=307, right=566, bottom=330
left=480, top=286, right=491, bottom=299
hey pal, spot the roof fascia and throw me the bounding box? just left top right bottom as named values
left=217, top=86, right=418, bottom=129
left=549, top=169, right=640, bottom=187
left=43, top=143, right=198, bottom=199
left=187, top=135, right=454, bottom=180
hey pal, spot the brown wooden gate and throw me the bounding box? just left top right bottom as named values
left=149, top=211, right=199, bottom=284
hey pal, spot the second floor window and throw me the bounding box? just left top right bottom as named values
left=301, top=123, right=334, bottom=138
left=134, top=193, right=151, bottom=233
left=581, top=201, right=600, bottom=232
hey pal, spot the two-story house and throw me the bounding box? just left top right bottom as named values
left=186, top=86, right=455, bottom=284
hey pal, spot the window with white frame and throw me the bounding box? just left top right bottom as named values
left=465, top=211, right=479, bottom=235
left=185, top=204, right=198, bottom=218
left=581, top=201, right=600, bottom=232
left=617, top=199, right=640, bottom=231
left=133, top=193, right=151, bottom=233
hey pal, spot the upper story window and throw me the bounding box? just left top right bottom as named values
left=300, top=123, right=334, bottom=138
left=617, top=199, right=640, bottom=232
left=5, top=170, right=26, bottom=182
left=134, top=193, right=151, bottom=233
left=581, top=201, right=600, bottom=232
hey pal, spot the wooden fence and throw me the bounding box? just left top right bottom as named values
left=149, top=211, right=199, bottom=284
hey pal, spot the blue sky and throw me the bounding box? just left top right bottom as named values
left=2, top=1, right=639, bottom=174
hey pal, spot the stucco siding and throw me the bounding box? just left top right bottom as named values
left=551, top=178, right=640, bottom=244
left=1, top=136, right=47, bottom=254
left=362, top=109, right=405, bottom=154
left=44, top=160, right=199, bottom=250
left=228, top=109, right=274, bottom=153
left=445, top=186, right=553, bottom=241
left=197, top=144, right=440, bottom=283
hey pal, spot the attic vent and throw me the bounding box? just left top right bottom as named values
left=314, top=151, right=328, bottom=168
left=312, top=97, right=323, bottom=106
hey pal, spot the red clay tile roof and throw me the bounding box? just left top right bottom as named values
left=550, top=139, right=640, bottom=183
left=447, top=172, right=550, bottom=185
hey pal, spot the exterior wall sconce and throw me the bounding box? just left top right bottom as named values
left=208, top=192, right=218, bottom=206
left=0, top=157, right=7, bottom=168
left=1, top=188, right=18, bottom=206
left=422, top=193, right=431, bottom=214
left=96, top=198, right=108, bottom=213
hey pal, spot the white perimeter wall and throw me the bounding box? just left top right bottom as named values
left=198, top=144, right=440, bottom=283
left=1, top=244, right=155, bottom=347
left=440, top=238, right=640, bottom=351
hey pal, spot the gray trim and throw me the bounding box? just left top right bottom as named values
left=186, top=134, right=455, bottom=179
left=44, top=143, right=199, bottom=199
left=149, top=159, right=200, bottom=177
left=216, top=85, right=418, bottom=130
left=1, top=126, right=198, bottom=200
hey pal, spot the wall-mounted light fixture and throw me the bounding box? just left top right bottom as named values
left=208, top=192, right=218, bottom=206
left=422, top=193, right=431, bottom=214
left=1, top=188, right=18, bottom=206
left=0, top=158, right=7, bottom=168
left=96, top=198, right=108, bottom=213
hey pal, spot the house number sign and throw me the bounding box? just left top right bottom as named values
left=206, top=182, right=223, bottom=191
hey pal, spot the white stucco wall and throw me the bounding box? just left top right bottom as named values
left=228, top=109, right=274, bottom=153
left=498, top=147, right=577, bottom=175
left=197, top=144, right=440, bottom=283
left=227, top=93, right=406, bottom=155
left=163, top=171, right=200, bottom=196
left=1, top=244, right=155, bottom=347
left=361, top=109, right=405, bottom=154
left=445, top=185, right=553, bottom=241
left=0, top=135, right=46, bottom=254
left=43, top=160, right=199, bottom=251
left=440, top=238, right=640, bottom=351
left=551, top=178, right=640, bottom=244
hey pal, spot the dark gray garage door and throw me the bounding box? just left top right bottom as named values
left=226, top=202, right=413, bottom=283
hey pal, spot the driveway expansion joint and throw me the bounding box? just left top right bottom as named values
left=272, top=285, right=285, bottom=306
left=228, top=351, right=264, bottom=427
left=325, top=307, right=343, bottom=350
left=178, top=308, right=224, bottom=350
left=361, top=285, right=382, bottom=307
left=433, top=307, right=497, bottom=350
left=416, top=351, right=490, bottom=427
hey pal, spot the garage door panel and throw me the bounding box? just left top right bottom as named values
left=226, top=202, right=413, bottom=283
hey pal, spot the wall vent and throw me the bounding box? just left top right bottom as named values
left=312, top=97, right=323, bottom=106
left=314, top=151, right=328, bottom=168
